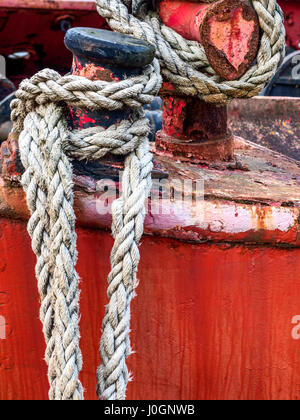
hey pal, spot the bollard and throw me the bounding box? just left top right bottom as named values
left=155, top=82, right=234, bottom=163
left=158, top=0, right=260, bottom=80
left=155, top=0, right=260, bottom=163
left=64, top=27, right=155, bottom=177
left=65, top=27, right=155, bottom=131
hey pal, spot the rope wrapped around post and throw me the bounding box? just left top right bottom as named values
left=11, top=0, right=285, bottom=401
left=11, top=64, right=162, bottom=400
left=95, top=0, right=286, bottom=103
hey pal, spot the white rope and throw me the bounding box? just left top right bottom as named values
left=19, top=104, right=83, bottom=400
left=95, top=0, right=286, bottom=104
left=12, top=0, right=285, bottom=401
left=14, top=64, right=160, bottom=400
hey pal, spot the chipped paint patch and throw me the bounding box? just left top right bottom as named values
left=146, top=199, right=298, bottom=235
left=200, top=202, right=297, bottom=233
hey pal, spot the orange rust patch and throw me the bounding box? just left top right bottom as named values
left=72, top=61, right=119, bottom=82
left=208, top=6, right=256, bottom=72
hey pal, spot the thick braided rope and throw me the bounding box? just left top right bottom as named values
left=14, top=64, right=160, bottom=400
left=97, top=134, right=153, bottom=400
left=11, top=63, right=161, bottom=133
left=19, top=104, right=84, bottom=400
left=95, top=0, right=286, bottom=104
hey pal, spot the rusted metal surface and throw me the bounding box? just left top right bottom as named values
left=156, top=132, right=234, bottom=163
left=0, top=132, right=22, bottom=179
left=159, top=0, right=259, bottom=80
left=156, top=0, right=260, bottom=163
left=156, top=82, right=234, bottom=162
left=64, top=27, right=156, bottom=179
left=160, top=90, right=228, bottom=140
left=228, top=97, right=300, bottom=161
left=1, top=135, right=300, bottom=247
left=65, top=28, right=155, bottom=130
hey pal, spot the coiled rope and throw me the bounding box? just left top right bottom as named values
left=11, top=0, right=285, bottom=400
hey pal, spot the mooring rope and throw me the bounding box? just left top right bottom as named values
left=95, top=0, right=286, bottom=103
left=12, top=64, right=161, bottom=400
left=11, top=0, right=285, bottom=400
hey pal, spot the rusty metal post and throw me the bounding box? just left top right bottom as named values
left=64, top=27, right=155, bottom=176
left=156, top=82, right=234, bottom=163
left=65, top=28, right=155, bottom=130
left=155, top=0, right=260, bottom=163
left=159, top=0, right=260, bottom=80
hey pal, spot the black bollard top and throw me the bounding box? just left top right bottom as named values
left=65, top=27, right=155, bottom=68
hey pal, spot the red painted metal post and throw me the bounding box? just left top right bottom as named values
left=159, top=0, right=260, bottom=80
left=155, top=0, right=260, bottom=163
left=155, top=82, right=234, bottom=163
left=64, top=27, right=155, bottom=178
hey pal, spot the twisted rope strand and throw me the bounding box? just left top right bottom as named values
left=19, top=104, right=84, bottom=400
left=15, top=61, right=157, bottom=399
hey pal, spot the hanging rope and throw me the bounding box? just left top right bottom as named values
left=11, top=0, right=285, bottom=400
left=12, top=65, right=161, bottom=400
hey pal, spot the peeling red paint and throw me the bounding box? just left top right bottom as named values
left=68, top=106, right=97, bottom=129
left=161, top=96, right=187, bottom=138
left=207, top=6, right=255, bottom=72
left=159, top=0, right=259, bottom=80
left=157, top=82, right=233, bottom=162
left=0, top=133, right=22, bottom=179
